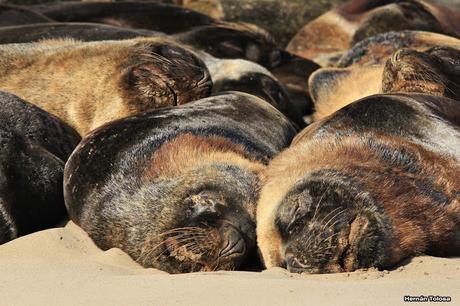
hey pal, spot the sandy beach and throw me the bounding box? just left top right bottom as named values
left=0, top=222, right=458, bottom=306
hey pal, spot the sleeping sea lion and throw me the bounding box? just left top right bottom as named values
left=382, top=46, right=460, bottom=99
left=257, top=92, right=460, bottom=273
left=0, top=91, right=80, bottom=244
left=0, top=21, right=319, bottom=117
left=198, top=51, right=305, bottom=127
left=64, top=92, right=297, bottom=274
left=0, top=22, right=163, bottom=44
left=0, top=37, right=211, bottom=135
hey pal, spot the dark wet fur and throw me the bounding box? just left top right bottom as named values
left=0, top=91, right=80, bottom=244
left=29, top=1, right=216, bottom=34
left=0, top=4, right=53, bottom=27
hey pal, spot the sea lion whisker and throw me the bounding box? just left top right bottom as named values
left=158, top=226, right=206, bottom=235
left=141, top=235, right=204, bottom=261
left=320, top=209, right=347, bottom=232
left=314, top=231, right=342, bottom=250
left=167, top=236, right=206, bottom=247
left=311, top=189, right=328, bottom=224
left=317, top=207, right=342, bottom=228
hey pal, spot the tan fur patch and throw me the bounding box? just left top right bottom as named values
left=310, top=66, right=384, bottom=121
left=144, top=133, right=265, bottom=180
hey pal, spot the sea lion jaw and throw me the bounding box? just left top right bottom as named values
left=283, top=210, right=388, bottom=274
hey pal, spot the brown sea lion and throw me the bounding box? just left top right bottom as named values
left=64, top=92, right=297, bottom=274
left=287, top=0, right=460, bottom=66
left=216, top=0, right=348, bottom=47
left=0, top=4, right=53, bottom=27
left=336, top=30, right=460, bottom=68
left=0, top=21, right=319, bottom=117
left=309, top=31, right=460, bottom=121
left=0, top=37, right=211, bottom=135
left=0, top=91, right=80, bottom=244
left=257, top=93, right=460, bottom=273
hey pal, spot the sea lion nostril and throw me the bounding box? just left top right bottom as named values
left=219, top=225, right=246, bottom=258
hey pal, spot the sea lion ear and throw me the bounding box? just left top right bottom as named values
left=308, top=68, right=351, bottom=105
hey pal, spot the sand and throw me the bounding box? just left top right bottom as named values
left=0, top=222, right=458, bottom=306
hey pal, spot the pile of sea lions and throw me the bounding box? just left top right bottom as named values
left=0, top=0, right=459, bottom=275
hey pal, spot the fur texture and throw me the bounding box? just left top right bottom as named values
left=0, top=91, right=80, bottom=244
left=0, top=37, right=211, bottom=135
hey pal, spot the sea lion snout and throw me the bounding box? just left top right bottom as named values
left=218, top=223, right=246, bottom=258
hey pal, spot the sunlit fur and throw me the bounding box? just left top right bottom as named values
left=0, top=37, right=211, bottom=135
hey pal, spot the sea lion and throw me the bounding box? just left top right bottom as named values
left=0, top=4, right=53, bottom=27
left=29, top=1, right=216, bottom=34
left=0, top=23, right=301, bottom=125
left=0, top=37, right=211, bottom=135
left=0, top=91, right=80, bottom=244
left=257, top=92, right=460, bottom=273
left=0, top=22, right=319, bottom=117
left=309, top=31, right=460, bottom=121
left=287, top=0, right=460, bottom=66
left=382, top=46, right=460, bottom=99
left=64, top=92, right=297, bottom=274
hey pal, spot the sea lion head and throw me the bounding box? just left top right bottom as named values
left=137, top=152, right=260, bottom=274
left=130, top=134, right=262, bottom=273
left=382, top=46, right=460, bottom=99
left=122, top=39, right=212, bottom=109
left=274, top=170, right=392, bottom=274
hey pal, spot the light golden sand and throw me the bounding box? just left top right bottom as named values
left=0, top=222, right=458, bottom=306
